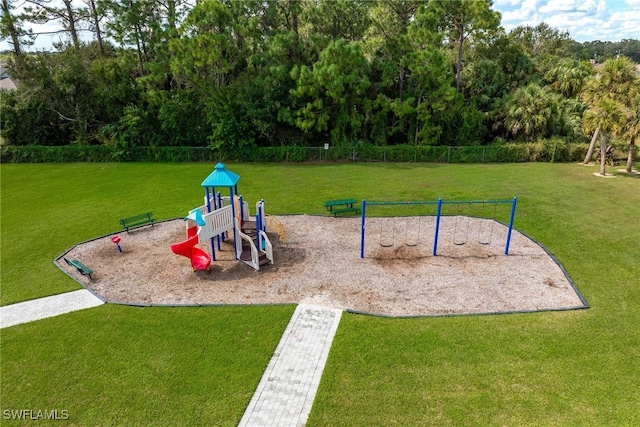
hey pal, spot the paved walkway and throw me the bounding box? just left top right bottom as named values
left=0, top=289, right=105, bottom=329
left=1, top=294, right=343, bottom=426
left=238, top=303, right=343, bottom=427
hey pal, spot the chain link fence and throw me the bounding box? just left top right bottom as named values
left=1, top=142, right=591, bottom=164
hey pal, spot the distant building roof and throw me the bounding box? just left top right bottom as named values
left=0, top=66, right=17, bottom=90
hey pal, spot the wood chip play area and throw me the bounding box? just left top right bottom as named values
left=55, top=164, right=586, bottom=317
left=58, top=214, right=586, bottom=317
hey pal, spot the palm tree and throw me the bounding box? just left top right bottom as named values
left=503, top=83, right=557, bottom=141
left=583, top=98, right=625, bottom=176
left=582, top=126, right=600, bottom=164
left=621, top=96, right=640, bottom=173
left=546, top=59, right=592, bottom=98
left=581, top=57, right=637, bottom=165
left=554, top=98, right=585, bottom=141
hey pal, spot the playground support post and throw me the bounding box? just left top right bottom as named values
left=229, top=187, right=239, bottom=260
left=256, top=200, right=266, bottom=250
left=204, top=187, right=217, bottom=261
left=205, top=188, right=211, bottom=212
left=433, top=198, right=442, bottom=256
left=360, top=200, right=366, bottom=258
left=504, top=197, right=517, bottom=255
left=216, top=191, right=225, bottom=247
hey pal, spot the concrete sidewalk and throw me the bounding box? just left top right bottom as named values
left=0, top=289, right=105, bottom=329
left=239, top=303, right=343, bottom=427
left=1, top=294, right=343, bottom=426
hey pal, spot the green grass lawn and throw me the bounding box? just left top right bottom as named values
left=1, top=304, right=294, bottom=426
left=1, top=162, right=639, bottom=425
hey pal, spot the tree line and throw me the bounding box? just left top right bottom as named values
left=1, top=0, right=638, bottom=170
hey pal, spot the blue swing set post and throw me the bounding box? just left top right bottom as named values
left=360, top=200, right=366, bottom=258
left=504, top=196, right=517, bottom=255
left=433, top=198, right=443, bottom=256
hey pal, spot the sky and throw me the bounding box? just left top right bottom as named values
left=494, top=0, right=640, bottom=42
left=1, top=0, right=639, bottom=52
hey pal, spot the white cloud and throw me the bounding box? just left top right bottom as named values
left=597, top=0, right=608, bottom=13
left=495, top=0, right=638, bottom=41
left=494, top=0, right=522, bottom=6
left=538, top=0, right=599, bottom=13
left=539, top=0, right=583, bottom=14
left=522, top=0, right=542, bottom=13
left=540, top=4, right=640, bottom=41
left=501, top=0, right=540, bottom=23
left=608, top=10, right=640, bottom=38
left=577, top=0, right=598, bottom=12
left=502, top=9, right=531, bottom=21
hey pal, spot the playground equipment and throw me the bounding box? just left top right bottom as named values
left=170, top=208, right=212, bottom=271
left=170, top=163, right=274, bottom=271
left=379, top=216, right=395, bottom=248
left=405, top=203, right=421, bottom=247
left=360, top=197, right=517, bottom=258
left=170, top=234, right=212, bottom=271
left=477, top=201, right=498, bottom=245
left=111, top=235, right=122, bottom=253
left=452, top=202, right=470, bottom=245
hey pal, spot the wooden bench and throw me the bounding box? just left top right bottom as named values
left=120, top=212, right=155, bottom=232
left=324, top=198, right=359, bottom=217
left=64, top=257, right=94, bottom=279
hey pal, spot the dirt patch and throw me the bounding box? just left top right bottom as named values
left=57, top=215, right=586, bottom=317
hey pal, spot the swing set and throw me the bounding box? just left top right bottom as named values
left=452, top=200, right=498, bottom=246
left=360, top=197, right=517, bottom=258
left=378, top=203, right=424, bottom=248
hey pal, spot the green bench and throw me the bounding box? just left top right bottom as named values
left=120, top=212, right=155, bottom=232
left=64, top=257, right=94, bottom=279
left=324, top=198, right=359, bottom=217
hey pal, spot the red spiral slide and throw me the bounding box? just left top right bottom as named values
left=170, top=233, right=211, bottom=271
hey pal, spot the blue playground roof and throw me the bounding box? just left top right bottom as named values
left=201, top=163, right=240, bottom=188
